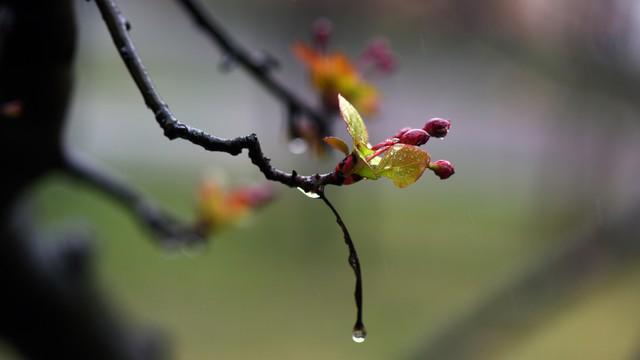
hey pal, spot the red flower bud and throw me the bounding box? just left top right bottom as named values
left=423, top=118, right=451, bottom=138
left=312, top=18, right=332, bottom=50
left=362, top=38, right=396, bottom=73
left=393, top=127, right=411, bottom=139
left=429, top=160, right=455, bottom=179
left=398, top=129, right=429, bottom=146
left=242, top=184, right=277, bottom=208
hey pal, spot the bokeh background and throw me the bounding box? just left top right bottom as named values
left=4, top=0, right=640, bottom=358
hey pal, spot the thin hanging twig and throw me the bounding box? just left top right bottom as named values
left=319, top=190, right=366, bottom=338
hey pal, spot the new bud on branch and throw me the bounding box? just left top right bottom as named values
left=312, top=18, right=332, bottom=51
left=325, top=96, right=455, bottom=187
left=429, top=160, right=455, bottom=179
left=294, top=19, right=397, bottom=118
left=424, top=118, right=451, bottom=138
left=197, top=181, right=276, bottom=234
left=397, top=129, right=429, bottom=146
left=393, top=127, right=411, bottom=139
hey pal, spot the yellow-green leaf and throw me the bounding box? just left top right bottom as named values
left=353, top=151, right=379, bottom=180
left=375, top=144, right=430, bottom=188
left=338, top=94, right=370, bottom=156
left=323, top=136, right=350, bottom=155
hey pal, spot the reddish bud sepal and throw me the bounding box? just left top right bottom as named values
left=370, top=138, right=397, bottom=151
left=429, top=160, right=455, bottom=179
left=343, top=173, right=363, bottom=185
left=334, top=153, right=364, bottom=185
left=423, top=118, right=451, bottom=138
left=336, top=153, right=357, bottom=174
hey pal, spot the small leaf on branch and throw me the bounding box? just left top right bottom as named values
left=338, top=94, right=371, bottom=157
left=323, top=136, right=350, bottom=155
left=376, top=144, right=430, bottom=188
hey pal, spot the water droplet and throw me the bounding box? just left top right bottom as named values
left=297, top=187, right=320, bottom=199
left=352, top=327, right=367, bottom=343
left=288, top=138, right=308, bottom=154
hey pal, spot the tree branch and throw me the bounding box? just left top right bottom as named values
left=62, top=150, right=203, bottom=247
left=94, top=0, right=342, bottom=194
left=174, top=0, right=331, bottom=138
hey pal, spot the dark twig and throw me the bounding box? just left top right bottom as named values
left=94, top=0, right=340, bottom=194
left=319, top=191, right=366, bottom=339
left=61, top=150, right=203, bottom=247
left=174, top=0, right=331, bottom=138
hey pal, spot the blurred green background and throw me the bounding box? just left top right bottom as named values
left=4, top=0, right=640, bottom=358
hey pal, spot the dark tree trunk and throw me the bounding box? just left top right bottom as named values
left=0, top=1, right=164, bottom=358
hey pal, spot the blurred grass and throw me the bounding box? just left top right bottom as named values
left=495, top=263, right=640, bottom=360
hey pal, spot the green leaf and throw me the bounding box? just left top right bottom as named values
left=375, top=144, right=430, bottom=188
left=323, top=136, right=350, bottom=155
left=353, top=152, right=379, bottom=180
left=338, top=95, right=370, bottom=157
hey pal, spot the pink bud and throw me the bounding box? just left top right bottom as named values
left=398, top=129, right=429, bottom=146
left=362, top=38, right=396, bottom=73
left=244, top=184, right=276, bottom=208
left=312, top=18, right=332, bottom=50
left=393, top=127, right=411, bottom=139
left=423, top=118, right=451, bottom=138
left=429, top=160, right=455, bottom=179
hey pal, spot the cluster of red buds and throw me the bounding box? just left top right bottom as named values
left=372, top=118, right=454, bottom=179
left=376, top=118, right=451, bottom=148
left=310, top=19, right=396, bottom=76
left=294, top=18, right=396, bottom=117
left=334, top=118, right=454, bottom=184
